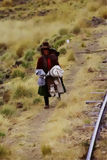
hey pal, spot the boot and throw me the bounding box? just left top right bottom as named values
left=44, top=105, right=49, bottom=109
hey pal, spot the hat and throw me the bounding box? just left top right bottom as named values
left=41, top=42, right=51, bottom=49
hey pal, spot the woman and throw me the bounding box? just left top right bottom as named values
left=36, top=42, right=66, bottom=109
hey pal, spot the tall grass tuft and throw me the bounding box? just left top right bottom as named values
left=33, top=98, right=42, bottom=105
left=59, top=28, right=68, bottom=36
left=68, top=51, right=75, bottom=61
left=24, top=50, right=35, bottom=61
left=59, top=48, right=67, bottom=55
left=11, top=69, right=25, bottom=79
left=87, top=2, right=100, bottom=11
left=13, top=84, right=33, bottom=99
left=99, top=6, right=107, bottom=19
left=1, top=105, right=16, bottom=117
left=72, top=25, right=81, bottom=34
left=16, top=45, right=25, bottom=58
left=0, top=144, right=10, bottom=157
left=2, top=0, right=13, bottom=7
left=41, top=144, right=52, bottom=156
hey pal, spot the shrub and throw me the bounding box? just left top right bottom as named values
left=0, top=144, right=10, bottom=157
left=0, top=72, right=4, bottom=79
left=81, top=42, right=86, bottom=47
left=72, top=25, right=81, bottom=34
left=24, top=50, right=35, bottom=61
left=99, top=7, right=107, bottom=19
left=1, top=107, right=15, bottom=117
left=1, top=105, right=15, bottom=117
left=53, top=39, right=65, bottom=49
left=12, top=69, right=25, bottom=79
left=2, top=0, right=13, bottom=7
left=14, top=85, right=33, bottom=99
left=87, top=2, right=100, bottom=12
left=59, top=48, right=67, bottom=54
left=41, top=144, right=52, bottom=156
left=59, top=28, right=68, bottom=35
left=0, top=99, right=4, bottom=106
left=99, top=0, right=107, bottom=5
left=68, top=51, right=75, bottom=61
left=0, top=132, right=6, bottom=138
left=33, top=98, right=42, bottom=104
left=16, top=45, right=25, bottom=58
left=22, top=61, right=31, bottom=68
left=76, top=18, right=91, bottom=28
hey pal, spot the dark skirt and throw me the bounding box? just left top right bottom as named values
left=38, top=77, right=66, bottom=97
left=38, top=84, right=51, bottom=97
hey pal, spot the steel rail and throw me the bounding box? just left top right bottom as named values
left=86, top=93, right=107, bottom=160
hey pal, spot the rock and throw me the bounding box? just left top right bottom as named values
left=37, top=9, right=51, bottom=16
left=88, top=67, right=94, bottom=73
left=16, top=102, right=23, bottom=108
left=8, top=127, right=13, bottom=131
left=102, top=60, right=107, bottom=63
left=91, top=16, right=105, bottom=27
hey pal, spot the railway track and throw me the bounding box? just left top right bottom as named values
left=86, top=93, right=107, bottom=160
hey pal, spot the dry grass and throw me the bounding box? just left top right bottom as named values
left=41, top=53, right=103, bottom=159
left=67, top=50, right=75, bottom=61
left=99, top=0, right=107, bottom=5
left=0, top=144, right=10, bottom=157
left=1, top=104, right=16, bottom=117
left=2, top=0, right=13, bottom=7
left=0, top=114, right=10, bottom=134
left=0, top=20, right=70, bottom=50
left=98, top=6, right=107, bottom=19
left=41, top=144, right=52, bottom=156
left=99, top=31, right=107, bottom=48
left=87, top=2, right=100, bottom=12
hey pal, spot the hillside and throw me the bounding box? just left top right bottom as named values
left=0, top=0, right=107, bottom=160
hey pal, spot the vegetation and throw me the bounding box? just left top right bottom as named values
left=2, top=0, right=13, bottom=7
left=11, top=69, right=25, bottom=79
left=41, top=144, right=52, bottom=156
left=0, top=132, right=6, bottom=138
left=53, top=38, right=66, bottom=49
left=68, top=51, right=75, bottom=61
left=13, top=85, right=33, bottom=99
left=33, top=98, right=42, bottom=105
left=59, top=28, right=68, bottom=36
left=24, top=50, right=35, bottom=61
left=0, top=105, right=16, bottom=117
left=59, top=48, right=67, bottom=55
left=0, top=144, right=10, bottom=157
left=99, top=6, right=107, bottom=19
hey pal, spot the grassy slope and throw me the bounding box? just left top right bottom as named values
left=0, top=0, right=107, bottom=159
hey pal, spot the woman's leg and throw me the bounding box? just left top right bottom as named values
left=44, top=96, right=49, bottom=109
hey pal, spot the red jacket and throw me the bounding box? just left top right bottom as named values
left=36, top=54, right=59, bottom=74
